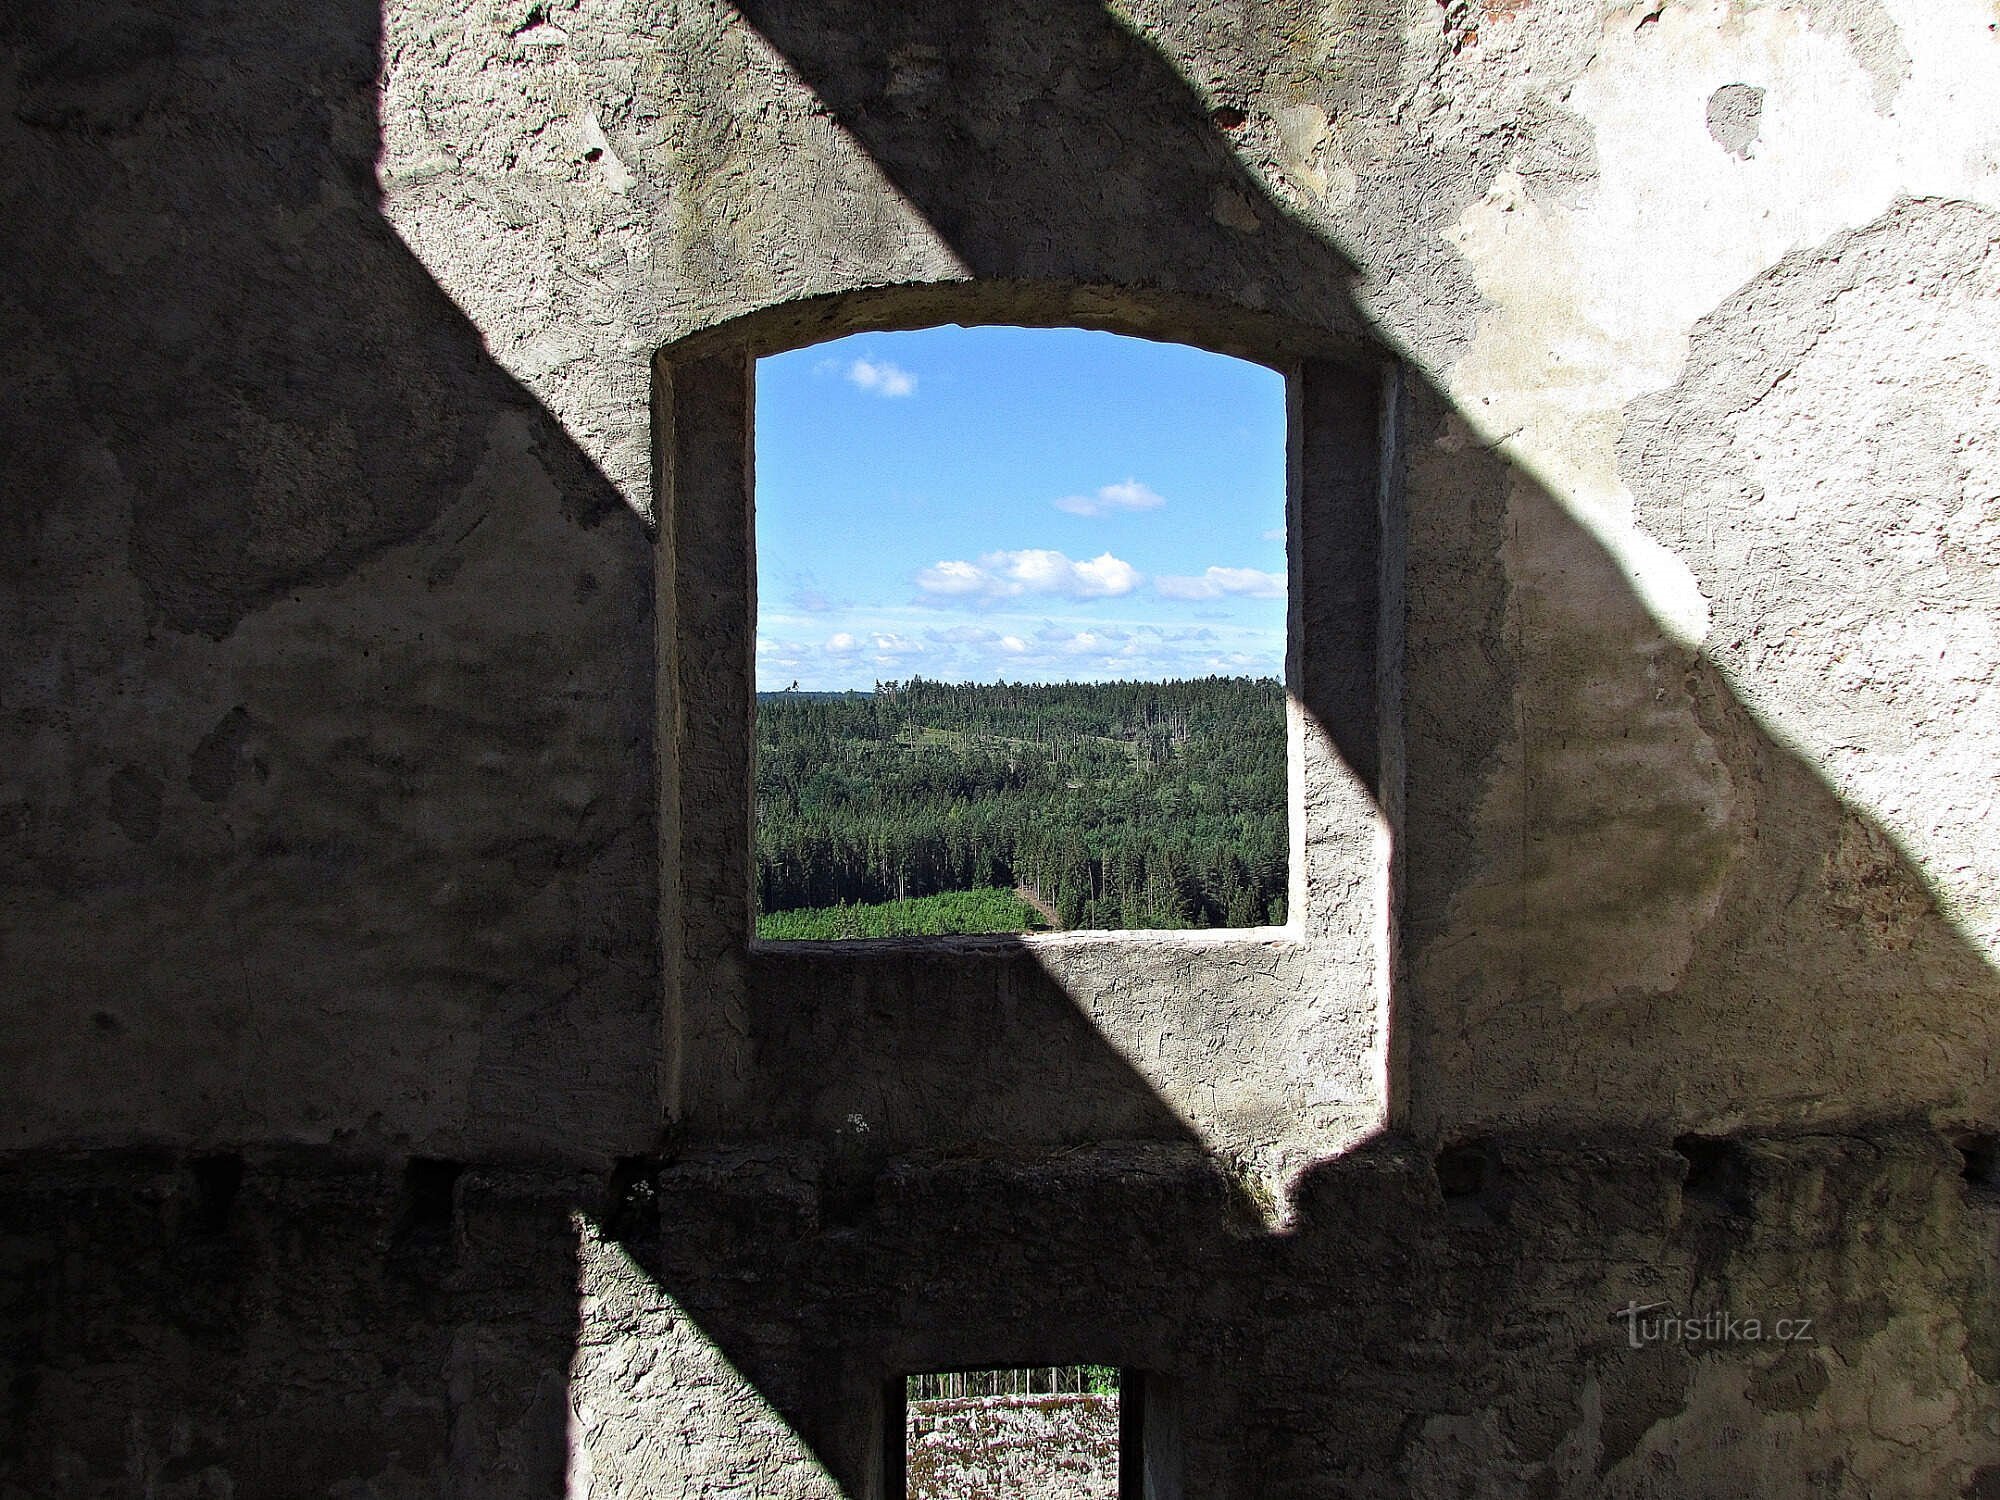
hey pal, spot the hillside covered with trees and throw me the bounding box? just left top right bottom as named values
left=755, top=676, right=1287, bottom=933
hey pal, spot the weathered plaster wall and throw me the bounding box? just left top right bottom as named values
left=10, top=0, right=1995, bottom=1159
left=1396, top=0, right=2000, bottom=1136
left=1, top=0, right=658, bottom=1163
left=4, top=0, right=1999, bottom=1493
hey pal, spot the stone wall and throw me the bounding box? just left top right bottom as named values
left=906, top=1394, right=1118, bottom=1500
left=5, top=1133, right=1995, bottom=1496
left=3, top=0, right=1997, bottom=1494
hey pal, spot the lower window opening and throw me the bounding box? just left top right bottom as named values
left=890, top=1365, right=1135, bottom=1500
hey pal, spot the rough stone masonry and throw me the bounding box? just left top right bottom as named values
left=2, top=0, right=1997, bottom=1495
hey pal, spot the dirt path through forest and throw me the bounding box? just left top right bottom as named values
left=1014, top=884, right=1063, bottom=931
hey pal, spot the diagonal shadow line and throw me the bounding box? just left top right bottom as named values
left=637, top=1, right=2000, bottom=1490
left=2, top=0, right=1995, bottom=1494
left=717, top=0, right=2000, bottom=1140
left=1, top=0, right=660, bottom=1162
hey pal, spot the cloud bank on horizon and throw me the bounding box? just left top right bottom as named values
left=915, top=548, right=1144, bottom=602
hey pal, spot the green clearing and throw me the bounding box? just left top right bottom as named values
left=755, top=886, right=1048, bottom=941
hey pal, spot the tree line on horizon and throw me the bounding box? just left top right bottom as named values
left=755, top=675, right=1288, bottom=931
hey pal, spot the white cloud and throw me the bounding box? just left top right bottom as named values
left=1154, top=566, right=1286, bottom=601
left=912, top=559, right=988, bottom=597
left=846, top=357, right=916, bottom=397
left=914, top=549, right=1143, bottom=604
left=759, top=604, right=1282, bottom=689
left=1261, top=526, right=1286, bottom=541
left=1053, top=478, right=1166, bottom=517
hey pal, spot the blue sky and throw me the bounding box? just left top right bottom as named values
left=754, top=326, right=1287, bottom=690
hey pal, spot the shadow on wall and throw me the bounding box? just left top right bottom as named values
left=1, top=0, right=1995, bottom=1495
left=0, top=0, right=659, bottom=1159
left=630, top=3, right=2000, bottom=1490
left=726, top=0, right=2000, bottom=1142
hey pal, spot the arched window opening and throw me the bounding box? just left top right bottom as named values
left=753, top=326, right=1289, bottom=939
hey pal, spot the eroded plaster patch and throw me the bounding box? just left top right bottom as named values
left=1440, top=0, right=2000, bottom=654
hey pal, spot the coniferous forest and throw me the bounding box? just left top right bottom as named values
left=754, top=675, right=1288, bottom=935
